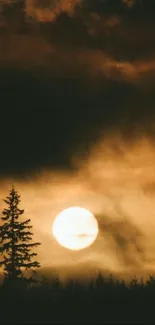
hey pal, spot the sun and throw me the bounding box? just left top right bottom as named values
left=52, top=206, right=98, bottom=250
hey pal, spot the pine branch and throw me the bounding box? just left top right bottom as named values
left=14, top=242, right=41, bottom=248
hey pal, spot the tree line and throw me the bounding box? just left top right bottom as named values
left=0, top=186, right=41, bottom=283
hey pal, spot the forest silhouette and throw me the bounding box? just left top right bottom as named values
left=1, top=272, right=155, bottom=323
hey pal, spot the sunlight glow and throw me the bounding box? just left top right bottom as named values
left=52, top=207, right=98, bottom=250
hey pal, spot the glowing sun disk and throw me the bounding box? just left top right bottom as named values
left=52, top=207, right=98, bottom=250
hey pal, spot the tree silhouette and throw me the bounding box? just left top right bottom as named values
left=0, top=186, right=41, bottom=281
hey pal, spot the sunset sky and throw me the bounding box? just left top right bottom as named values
left=1, top=0, right=155, bottom=281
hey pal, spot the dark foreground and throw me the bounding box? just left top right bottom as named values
left=0, top=274, right=155, bottom=324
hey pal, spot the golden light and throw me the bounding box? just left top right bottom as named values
left=52, top=207, right=99, bottom=250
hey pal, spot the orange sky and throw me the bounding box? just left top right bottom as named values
left=1, top=135, right=155, bottom=281
left=1, top=0, right=155, bottom=282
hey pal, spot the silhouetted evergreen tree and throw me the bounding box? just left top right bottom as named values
left=0, top=186, right=41, bottom=281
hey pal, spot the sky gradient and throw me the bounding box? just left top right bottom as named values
left=1, top=0, right=155, bottom=281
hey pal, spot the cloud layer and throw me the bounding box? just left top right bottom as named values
left=1, top=136, right=155, bottom=281
left=0, top=0, right=155, bottom=281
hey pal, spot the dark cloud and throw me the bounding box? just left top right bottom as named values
left=0, top=0, right=155, bottom=176
left=33, top=0, right=155, bottom=61
left=97, top=214, right=145, bottom=268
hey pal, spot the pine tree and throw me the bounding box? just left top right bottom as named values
left=0, top=186, right=41, bottom=281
